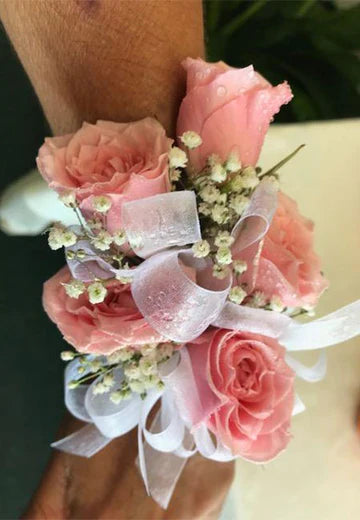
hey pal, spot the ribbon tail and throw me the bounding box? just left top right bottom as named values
left=292, top=394, right=306, bottom=416
left=51, top=423, right=111, bottom=457
left=285, top=352, right=327, bottom=383
left=193, top=423, right=235, bottom=462
left=136, top=403, right=192, bottom=509
left=280, top=300, right=360, bottom=351
left=139, top=436, right=190, bottom=509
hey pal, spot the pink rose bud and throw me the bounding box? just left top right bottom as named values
left=176, top=58, right=293, bottom=171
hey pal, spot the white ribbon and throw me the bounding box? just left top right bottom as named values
left=56, top=179, right=360, bottom=508
left=122, top=191, right=202, bottom=258
left=52, top=350, right=235, bottom=509
left=67, top=179, right=278, bottom=342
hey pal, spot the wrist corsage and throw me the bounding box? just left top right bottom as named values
left=37, top=58, right=360, bottom=509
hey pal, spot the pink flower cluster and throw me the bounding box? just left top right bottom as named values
left=39, top=59, right=327, bottom=463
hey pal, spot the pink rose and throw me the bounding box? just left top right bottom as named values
left=37, top=118, right=172, bottom=233
left=241, top=192, right=328, bottom=308
left=205, top=329, right=294, bottom=462
left=176, top=58, right=293, bottom=170
left=43, top=266, right=163, bottom=355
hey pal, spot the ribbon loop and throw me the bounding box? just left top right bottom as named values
left=66, top=238, right=117, bottom=282
left=232, top=178, right=278, bottom=254
left=85, top=368, right=142, bottom=438
left=122, top=191, right=202, bottom=258
left=131, top=249, right=231, bottom=342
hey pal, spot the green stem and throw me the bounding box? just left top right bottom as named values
left=222, top=0, right=268, bottom=36
left=74, top=364, right=115, bottom=386
left=259, top=144, right=305, bottom=178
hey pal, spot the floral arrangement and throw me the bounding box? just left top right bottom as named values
left=37, top=58, right=360, bottom=508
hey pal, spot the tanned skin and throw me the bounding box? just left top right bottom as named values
left=0, top=1, right=235, bottom=518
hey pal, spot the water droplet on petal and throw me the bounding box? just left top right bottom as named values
left=217, top=85, right=227, bottom=97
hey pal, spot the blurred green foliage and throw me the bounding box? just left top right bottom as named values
left=204, top=0, right=360, bottom=122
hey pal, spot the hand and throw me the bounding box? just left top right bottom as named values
left=23, top=414, right=235, bottom=519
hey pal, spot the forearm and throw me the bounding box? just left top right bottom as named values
left=0, top=2, right=235, bottom=519
left=0, top=0, right=204, bottom=135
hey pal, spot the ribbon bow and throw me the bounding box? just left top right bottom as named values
left=54, top=179, right=360, bottom=509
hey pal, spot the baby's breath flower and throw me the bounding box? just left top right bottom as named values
left=93, top=381, right=109, bottom=395
left=169, top=146, right=188, bottom=168
left=48, top=223, right=66, bottom=250
left=302, top=304, right=316, bottom=317
left=180, top=131, right=202, bottom=149
left=229, top=286, right=247, bottom=305
left=89, top=359, right=102, bottom=372
left=141, top=343, right=158, bottom=356
left=250, top=291, right=267, bottom=308
left=139, top=356, right=157, bottom=377
left=88, top=218, right=103, bottom=230
left=60, top=350, right=75, bottom=361
left=128, top=380, right=146, bottom=393
left=228, top=174, right=244, bottom=193
left=158, top=343, right=174, bottom=360
left=62, top=230, right=78, bottom=248
left=91, top=230, right=113, bottom=251
left=124, top=363, right=141, bottom=380
left=233, top=260, right=247, bottom=275
left=143, top=375, right=161, bottom=389
left=192, top=174, right=208, bottom=187
left=229, top=194, right=250, bottom=215
left=88, top=281, right=107, bottom=304
left=215, top=194, right=226, bottom=207
left=266, top=175, right=280, bottom=190
left=270, top=296, right=285, bottom=312
left=63, top=279, right=86, bottom=299
left=113, top=229, right=127, bottom=246
left=207, top=154, right=222, bottom=168
left=214, top=231, right=234, bottom=248
left=157, top=380, right=165, bottom=391
left=103, top=372, right=115, bottom=387
left=198, top=202, right=211, bottom=216
left=65, top=249, right=76, bottom=260
left=170, top=169, right=181, bottom=183
left=216, top=247, right=232, bottom=265
left=211, top=204, right=229, bottom=224
left=112, top=253, right=124, bottom=265
left=110, top=389, right=131, bottom=404
left=92, top=195, right=112, bottom=213
left=128, top=234, right=143, bottom=250
left=241, top=166, right=260, bottom=189
left=192, top=239, right=210, bottom=258
left=199, top=185, right=220, bottom=204
left=115, top=273, right=133, bottom=284
left=115, top=263, right=133, bottom=284
left=110, top=390, right=123, bottom=404
left=68, top=380, right=80, bottom=389
left=76, top=249, right=87, bottom=260
left=59, top=190, right=76, bottom=207
left=107, top=348, right=133, bottom=364
left=213, top=264, right=230, bottom=280
left=225, top=153, right=241, bottom=173
left=210, top=163, right=227, bottom=183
